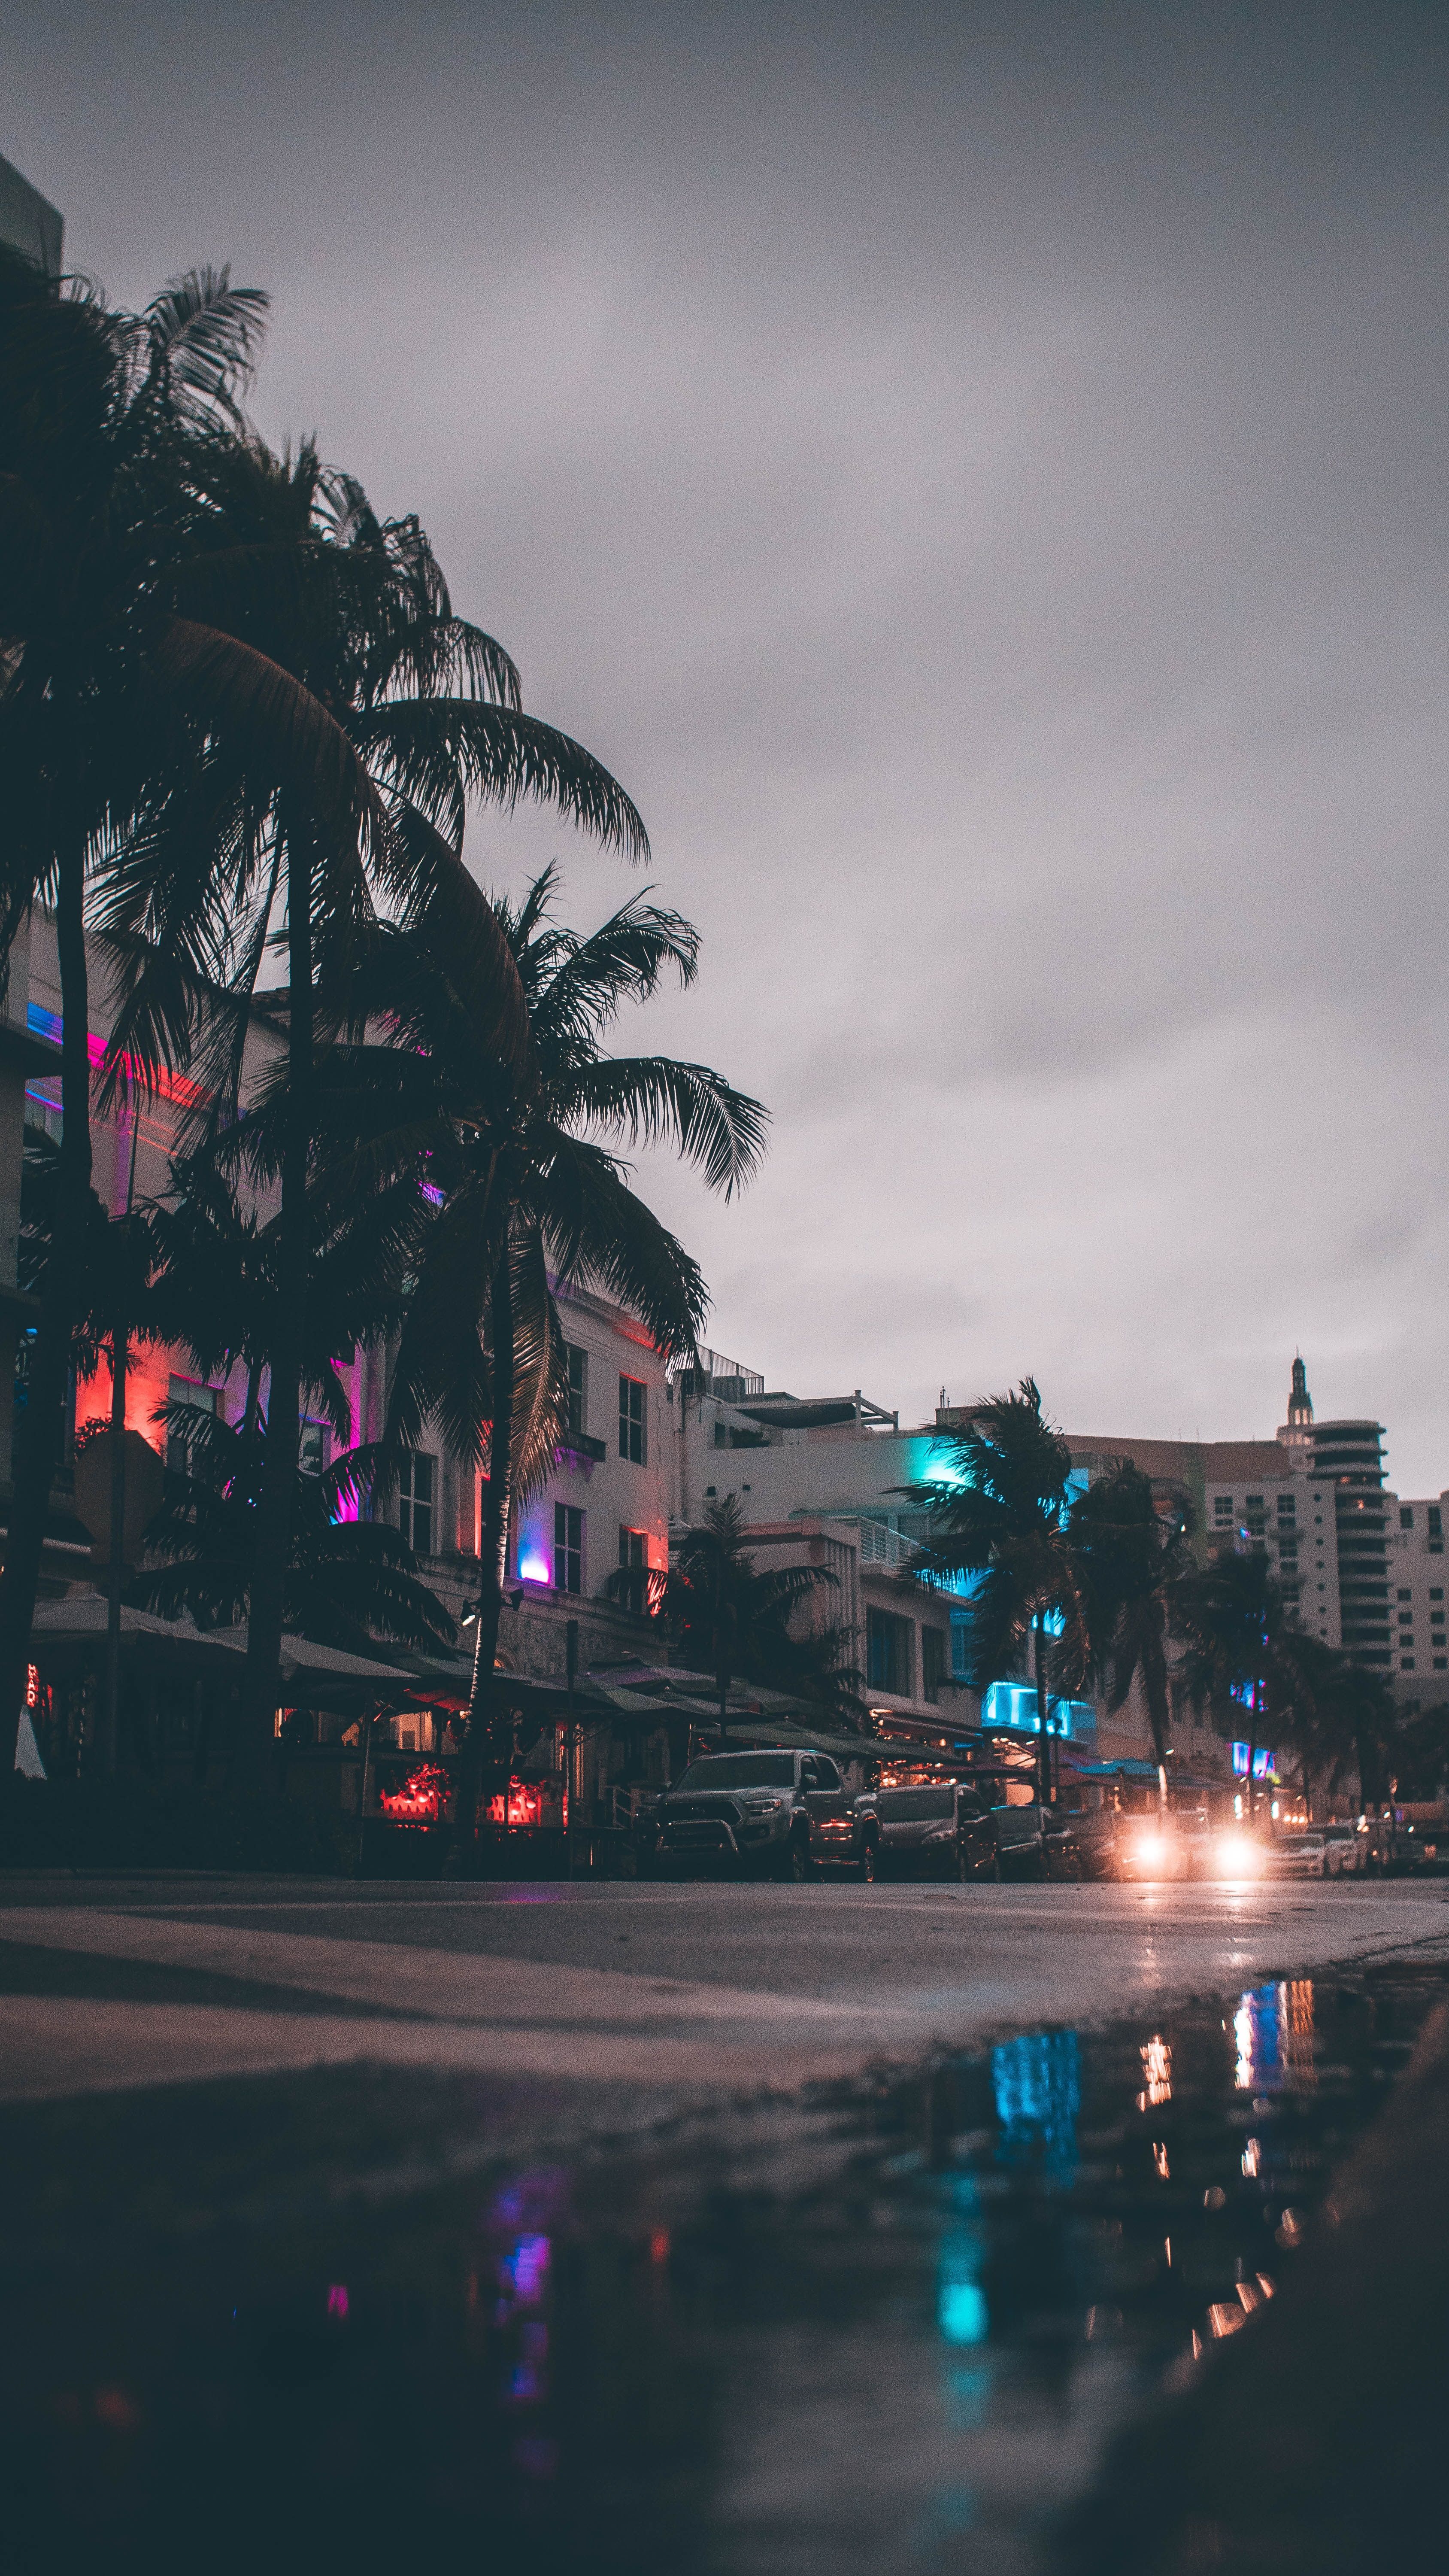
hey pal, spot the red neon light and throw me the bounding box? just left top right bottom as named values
left=85, top=1033, right=209, bottom=1112
left=485, top=1778, right=543, bottom=1829
left=378, top=1760, right=449, bottom=1827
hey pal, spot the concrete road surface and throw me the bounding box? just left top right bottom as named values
left=3, top=1871, right=1447, bottom=2105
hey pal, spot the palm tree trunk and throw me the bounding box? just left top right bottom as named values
left=239, top=827, right=311, bottom=1788
left=455, top=1238, right=515, bottom=1867
left=101, top=1321, right=127, bottom=1777
left=0, top=838, right=93, bottom=1796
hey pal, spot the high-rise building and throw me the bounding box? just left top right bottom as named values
left=0, top=153, right=63, bottom=274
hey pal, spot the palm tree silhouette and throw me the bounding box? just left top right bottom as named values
left=99, top=436, right=646, bottom=1779
left=297, top=866, right=767, bottom=1848
left=905, top=1379, right=1088, bottom=1804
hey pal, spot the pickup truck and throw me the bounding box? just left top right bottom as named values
left=644, top=1747, right=870, bottom=1880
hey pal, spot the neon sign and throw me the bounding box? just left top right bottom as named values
left=1231, top=1743, right=1275, bottom=1780
left=379, top=1761, right=449, bottom=1826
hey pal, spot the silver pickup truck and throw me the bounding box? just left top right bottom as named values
left=646, top=1747, right=870, bottom=1880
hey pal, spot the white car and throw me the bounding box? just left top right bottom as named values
left=1319, top=1825, right=1366, bottom=1877
left=1266, top=1833, right=1333, bottom=1880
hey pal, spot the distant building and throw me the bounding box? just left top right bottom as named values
left=670, top=1355, right=1095, bottom=1765
left=679, top=1347, right=1449, bottom=1785
left=0, top=152, right=63, bottom=274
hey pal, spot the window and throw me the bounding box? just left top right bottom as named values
left=1431, top=1507, right=1443, bottom=1552
left=1437, top=1659, right=1448, bottom=1672
left=398, top=1452, right=435, bottom=1554
left=1398, top=1589, right=1413, bottom=1601
left=619, top=1373, right=647, bottom=1464
left=618, top=1525, right=647, bottom=1614
left=867, top=1607, right=913, bottom=1695
left=1246, top=1495, right=1264, bottom=1528
left=1432, top=1588, right=1445, bottom=1601
left=802, top=1756, right=843, bottom=1791
left=1433, top=1611, right=1446, bottom=1628
left=1400, top=1507, right=1415, bottom=1531
left=565, top=1344, right=588, bottom=1440
left=554, top=1502, right=584, bottom=1595
left=1213, top=1495, right=1234, bottom=1524
left=1277, top=1494, right=1297, bottom=1523
left=922, top=1626, right=947, bottom=1704
left=167, top=1376, right=218, bottom=1474
left=950, top=1610, right=972, bottom=1679
left=299, top=1418, right=326, bottom=1477
left=1398, top=1612, right=1413, bottom=1627
left=1402, top=1658, right=1416, bottom=1672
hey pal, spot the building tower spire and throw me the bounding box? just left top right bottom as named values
left=1278, top=1353, right=1314, bottom=1459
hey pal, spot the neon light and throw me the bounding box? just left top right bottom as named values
left=378, top=1761, right=449, bottom=1827
left=487, top=1778, right=543, bottom=1829
left=980, top=1681, right=1096, bottom=1741
left=938, top=2275, right=988, bottom=2346
left=1231, top=1743, right=1276, bottom=1780
left=27, top=1004, right=210, bottom=1109
left=518, top=1544, right=551, bottom=1585
left=326, top=2284, right=349, bottom=2319
left=503, top=2235, right=551, bottom=2301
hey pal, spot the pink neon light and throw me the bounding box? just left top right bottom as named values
left=85, top=1033, right=209, bottom=1112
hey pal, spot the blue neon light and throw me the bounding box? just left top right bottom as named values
left=980, top=1681, right=1096, bottom=1741
left=1231, top=1742, right=1274, bottom=1780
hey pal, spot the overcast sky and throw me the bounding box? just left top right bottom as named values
left=7, top=3, right=1448, bottom=1483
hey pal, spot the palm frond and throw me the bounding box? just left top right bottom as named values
left=557, top=1055, right=768, bottom=1200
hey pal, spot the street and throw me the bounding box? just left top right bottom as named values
left=4, top=1872, right=1449, bottom=2573
left=3, top=1872, right=1447, bottom=2105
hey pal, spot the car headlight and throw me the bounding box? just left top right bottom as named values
left=1213, top=1832, right=1263, bottom=1878
left=1133, top=1832, right=1172, bottom=1871
left=741, top=1795, right=786, bottom=1813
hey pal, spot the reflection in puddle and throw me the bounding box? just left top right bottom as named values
left=1, top=1965, right=1443, bottom=2573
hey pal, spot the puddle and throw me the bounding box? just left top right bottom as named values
left=3, top=1962, right=1444, bottom=2573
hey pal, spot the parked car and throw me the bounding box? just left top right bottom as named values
left=854, top=1782, right=999, bottom=1881
left=1320, top=1824, right=1367, bottom=1877
left=989, top=1798, right=1085, bottom=1881
left=1266, top=1832, right=1334, bottom=1880
left=646, top=1748, right=868, bottom=1879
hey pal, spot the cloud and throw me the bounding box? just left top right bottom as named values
left=9, top=0, right=1449, bottom=1483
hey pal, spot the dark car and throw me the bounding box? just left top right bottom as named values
left=647, top=1748, right=868, bottom=1880
left=854, top=1781, right=999, bottom=1880
left=987, top=1798, right=1085, bottom=1881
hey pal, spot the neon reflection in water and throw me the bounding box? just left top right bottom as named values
left=1234, top=1980, right=1316, bottom=2093
left=938, top=2197, right=988, bottom=2348
left=990, top=2029, right=1081, bottom=2179
left=485, top=2173, right=566, bottom=2479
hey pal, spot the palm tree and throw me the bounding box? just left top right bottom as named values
left=293, top=865, right=768, bottom=1846
left=1068, top=1460, right=1196, bottom=1770
left=98, top=437, right=647, bottom=1780
left=1171, top=1550, right=1340, bottom=1823
left=1275, top=1636, right=1394, bottom=1820
left=631, top=1495, right=858, bottom=1735
left=904, top=1380, right=1088, bottom=1804
left=0, top=244, right=292, bottom=1783
left=136, top=1406, right=454, bottom=1659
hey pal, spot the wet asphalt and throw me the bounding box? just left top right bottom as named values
left=2, top=1872, right=1447, bottom=2104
